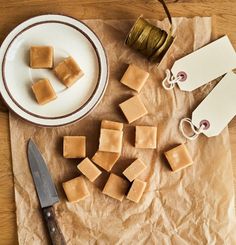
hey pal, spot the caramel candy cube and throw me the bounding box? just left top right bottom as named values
left=101, top=120, right=123, bottom=131
left=127, top=179, right=147, bottom=203
left=30, top=46, right=53, bottom=68
left=123, top=159, right=147, bottom=182
left=135, top=126, right=157, bottom=149
left=99, top=128, right=123, bottom=153
left=54, top=56, right=84, bottom=87
left=63, top=136, right=86, bottom=158
left=120, top=64, right=149, bottom=92
left=62, top=176, right=90, bottom=203
left=119, top=95, right=148, bottom=124
left=164, top=144, right=193, bottom=172
left=92, top=151, right=120, bottom=171
left=77, top=158, right=102, bottom=182
left=102, top=173, right=129, bottom=201
left=32, top=79, right=57, bottom=105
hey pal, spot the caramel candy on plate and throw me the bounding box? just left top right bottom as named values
left=77, top=158, right=102, bottom=182
left=101, top=120, right=123, bottom=131
left=99, top=128, right=123, bottom=153
left=127, top=179, right=147, bottom=203
left=164, top=144, right=193, bottom=172
left=102, top=173, right=129, bottom=201
left=123, top=159, right=147, bottom=182
left=135, top=126, right=157, bottom=149
left=92, top=151, right=120, bottom=172
left=120, top=64, right=149, bottom=92
left=119, top=95, right=148, bottom=123
left=62, top=176, right=90, bottom=203
left=31, top=79, right=57, bottom=105
left=30, top=46, right=53, bottom=69
left=54, top=56, right=84, bottom=87
left=63, top=136, right=86, bottom=158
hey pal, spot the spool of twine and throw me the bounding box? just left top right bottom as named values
left=125, top=0, right=173, bottom=62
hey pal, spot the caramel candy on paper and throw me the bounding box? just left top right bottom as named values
left=101, top=120, right=123, bottom=131
left=62, top=176, right=90, bottom=203
left=77, top=157, right=102, bottom=182
left=123, top=159, right=147, bottom=182
left=119, top=95, right=148, bottom=123
left=99, top=128, right=123, bottom=153
left=30, top=46, right=53, bottom=69
left=92, top=151, right=120, bottom=171
left=120, top=64, right=149, bottom=92
left=164, top=144, right=193, bottom=172
left=31, top=79, right=57, bottom=105
left=102, top=173, right=129, bottom=201
left=63, top=136, right=86, bottom=158
left=54, top=56, right=84, bottom=87
left=135, top=126, right=157, bottom=149
left=127, top=179, right=147, bottom=203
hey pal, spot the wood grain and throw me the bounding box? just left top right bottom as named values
left=0, top=1, right=236, bottom=244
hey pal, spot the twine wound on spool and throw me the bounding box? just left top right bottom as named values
left=125, top=0, right=173, bottom=62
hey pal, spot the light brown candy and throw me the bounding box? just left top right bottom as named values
left=77, top=158, right=102, bottom=182
left=54, top=56, right=84, bottom=87
left=102, top=173, right=130, bottom=201
left=127, top=179, right=147, bottom=203
left=120, top=64, right=149, bottom=92
left=123, top=159, right=147, bottom=182
left=99, top=128, right=123, bottom=153
left=31, top=79, right=57, bottom=105
left=62, top=176, right=90, bottom=203
left=101, top=120, right=123, bottom=131
left=63, top=136, right=86, bottom=158
left=30, top=46, right=54, bottom=69
left=119, top=95, right=148, bottom=123
left=92, top=151, right=120, bottom=171
left=164, top=144, right=193, bottom=172
left=135, top=126, right=157, bottom=149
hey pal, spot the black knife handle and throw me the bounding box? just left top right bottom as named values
left=42, top=206, right=66, bottom=245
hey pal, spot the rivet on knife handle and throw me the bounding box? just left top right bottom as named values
left=42, top=206, right=66, bottom=245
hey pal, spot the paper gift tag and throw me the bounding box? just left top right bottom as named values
left=180, top=72, right=236, bottom=139
left=162, top=36, right=236, bottom=91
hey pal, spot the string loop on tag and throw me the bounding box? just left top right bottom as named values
left=162, top=69, right=182, bottom=90
left=179, top=118, right=205, bottom=140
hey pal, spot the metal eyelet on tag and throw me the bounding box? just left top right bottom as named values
left=200, top=120, right=210, bottom=130
left=177, top=71, right=187, bottom=82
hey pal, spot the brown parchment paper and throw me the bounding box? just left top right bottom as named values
left=9, top=17, right=236, bottom=245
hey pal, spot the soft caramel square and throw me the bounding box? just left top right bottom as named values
left=102, top=173, right=129, bottom=201
left=127, top=179, right=147, bottom=203
left=63, top=136, right=86, bottom=158
left=92, top=151, right=120, bottom=171
left=62, top=176, right=90, bottom=203
left=135, top=126, right=157, bottom=149
left=99, top=128, right=123, bottom=153
left=164, top=144, right=193, bottom=172
left=54, top=56, right=84, bottom=87
left=119, top=95, right=148, bottom=124
left=120, top=64, right=149, bottom=92
left=101, top=120, right=123, bottom=131
left=77, top=158, right=102, bottom=182
left=123, top=159, right=147, bottom=182
left=30, top=46, right=53, bottom=68
left=31, top=79, right=57, bottom=105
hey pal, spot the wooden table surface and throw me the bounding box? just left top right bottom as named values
left=1, top=0, right=236, bottom=244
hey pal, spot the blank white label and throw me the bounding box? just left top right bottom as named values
left=192, top=72, right=236, bottom=137
left=171, top=36, right=236, bottom=91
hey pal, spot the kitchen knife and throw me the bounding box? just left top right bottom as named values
left=27, top=139, right=66, bottom=245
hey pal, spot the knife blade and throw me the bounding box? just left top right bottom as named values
left=27, top=139, right=66, bottom=245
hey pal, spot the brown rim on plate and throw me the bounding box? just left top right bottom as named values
left=2, top=20, right=105, bottom=120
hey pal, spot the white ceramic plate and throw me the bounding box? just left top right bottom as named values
left=0, top=14, right=108, bottom=126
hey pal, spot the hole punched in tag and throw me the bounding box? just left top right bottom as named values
left=179, top=118, right=210, bottom=140
left=162, top=69, right=188, bottom=90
